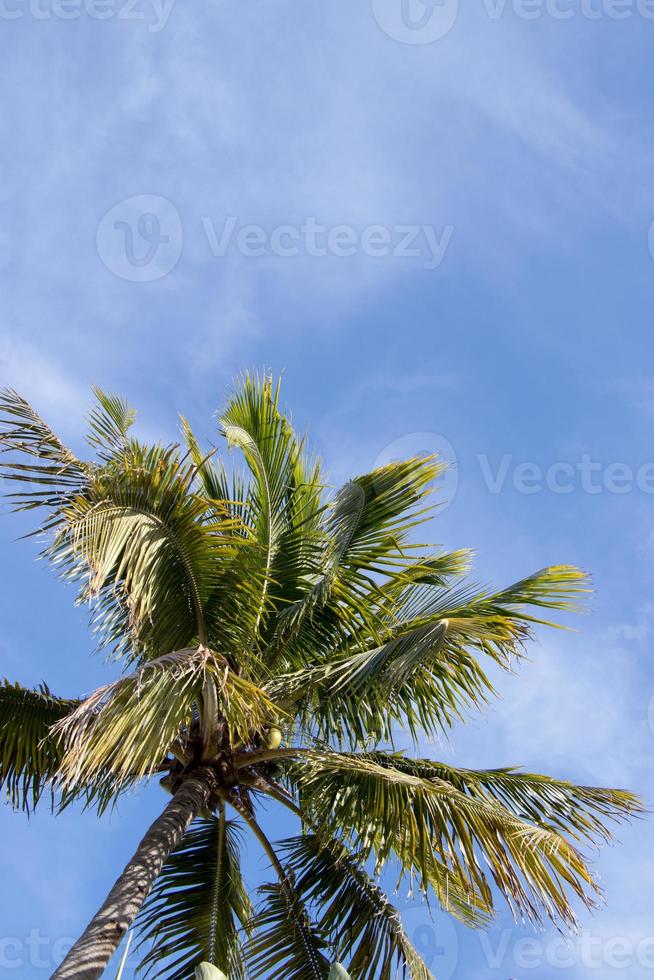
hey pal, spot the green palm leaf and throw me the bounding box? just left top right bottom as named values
left=86, top=388, right=137, bottom=459
left=270, top=565, right=590, bottom=746
left=52, top=650, right=205, bottom=793
left=0, top=680, right=78, bottom=811
left=52, top=450, right=230, bottom=656
left=326, top=456, right=443, bottom=577
left=289, top=750, right=641, bottom=928
left=137, top=814, right=251, bottom=980
left=244, top=880, right=331, bottom=980
left=267, top=458, right=447, bottom=671
left=53, top=650, right=279, bottom=794
left=0, top=387, right=87, bottom=515
left=280, top=833, right=437, bottom=980
left=365, top=755, right=641, bottom=845
left=219, top=372, right=323, bottom=644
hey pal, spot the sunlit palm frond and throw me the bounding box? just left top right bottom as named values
left=288, top=750, right=634, bottom=928
left=219, top=373, right=302, bottom=614
left=0, top=388, right=88, bottom=515
left=393, top=565, right=590, bottom=642
left=49, top=449, right=247, bottom=660
left=180, top=419, right=273, bottom=658
left=53, top=650, right=280, bottom=795
left=267, top=618, right=460, bottom=746
left=327, top=456, right=444, bottom=578
left=219, top=371, right=325, bottom=652
left=86, top=388, right=137, bottom=460
left=52, top=650, right=205, bottom=793
left=213, top=666, right=283, bottom=747
left=365, top=755, right=643, bottom=846
left=179, top=416, right=226, bottom=506
left=137, top=813, right=252, bottom=980
left=270, top=565, right=591, bottom=746
left=267, top=456, right=448, bottom=671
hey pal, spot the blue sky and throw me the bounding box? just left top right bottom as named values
left=1, top=0, right=654, bottom=976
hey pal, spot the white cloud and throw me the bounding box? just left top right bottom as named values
left=443, top=612, right=652, bottom=788
left=427, top=604, right=654, bottom=977
left=0, top=2, right=648, bottom=375
left=0, top=337, right=87, bottom=438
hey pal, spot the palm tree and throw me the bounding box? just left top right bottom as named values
left=0, top=375, right=642, bottom=980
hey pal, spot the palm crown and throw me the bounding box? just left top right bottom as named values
left=0, top=375, right=642, bottom=980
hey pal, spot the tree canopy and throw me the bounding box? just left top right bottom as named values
left=0, top=375, right=642, bottom=979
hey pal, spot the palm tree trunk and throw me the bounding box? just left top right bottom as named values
left=51, top=767, right=217, bottom=980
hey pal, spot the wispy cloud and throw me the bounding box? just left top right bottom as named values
left=0, top=337, right=87, bottom=437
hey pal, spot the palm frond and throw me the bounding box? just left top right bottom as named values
left=219, top=371, right=325, bottom=648
left=136, top=813, right=252, bottom=979
left=53, top=650, right=279, bottom=795
left=86, top=388, right=137, bottom=459
left=49, top=447, right=247, bottom=660
left=400, top=565, right=590, bottom=634
left=52, top=650, right=205, bottom=793
left=0, top=388, right=88, bottom=514
left=179, top=416, right=225, bottom=505
left=212, top=664, right=283, bottom=747
left=365, top=755, right=643, bottom=846
left=269, top=565, right=591, bottom=746
left=267, top=458, right=448, bottom=672
left=280, top=833, right=437, bottom=980
left=244, top=880, right=331, bottom=980
left=219, top=373, right=301, bottom=623
left=267, top=619, right=458, bottom=746
left=326, top=456, right=445, bottom=578
left=289, top=750, right=629, bottom=928
left=0, top=680, right=78, bottom=811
